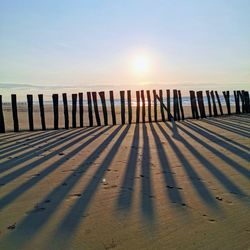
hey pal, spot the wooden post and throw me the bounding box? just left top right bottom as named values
left=27, top=94, right=34, bottom=131
left=87, top=92, right=93, bottom=126
left=52, top=94, right=59, bottom=130
left=62, top=93, right=69, bottom=129
left=196, top=91, right=206, bottom=118
left=99, top=91, right=108, bottom=126
left=173, top=89, right=180, bottom=121
left=189, top=91, right=199, bottom=119
left=166, top=89, right=171, bottom=121
left=120, top=91, right=125, bottom=124
left=11, top=94, right=19, bottom=132
left=127, top=90, right=132, bottom=124
left=92, top=92, right=101, bottom=126
left=0, top=95, right=5, bottom=133
left=233, top=91, right=240, bottom=114
left=206, top=90, right=212, bottom=117
left=110, top=91, right=116, bottom=125
left=79, top=92, right=84, bottom=127
left=141, top=90, right=146, bottom=123
left=222, top=91, right=231, bottom=115
left=136, top=91, right=140, bottom=123
left=38, top=94, right=46, bottom=130
left=153, top=90, right=157, bottom=122
left=210, top=91, right=218, bottom=116
left=72, top=94, right=77, bottom=128
left=155, top=95, right=174, bottom=120
left=238, top=90, right=246, bottom=113
left=146, top=90, right=152, bottom=122
left=244, top=91, right=250, bottom=113
left=159, top=90, right=165, bottom=122
left=178, top=90, right=185, bottom=120
left=215, top=91, right=223, bottom=115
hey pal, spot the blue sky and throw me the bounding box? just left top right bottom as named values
left=0, top=0, right=249, bottom=89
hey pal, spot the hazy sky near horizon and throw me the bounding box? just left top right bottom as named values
left=0, top=0, right=250, bottom=89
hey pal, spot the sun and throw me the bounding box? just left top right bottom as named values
left=132, top=53, right=152, bottom=76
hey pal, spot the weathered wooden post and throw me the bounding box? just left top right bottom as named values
left=92, top=92, right=101, bottom=126
left=79, top=92, right=84, bottom=127
left=210, top=91, right=218, bottom=116
left=173, top=89, right=180, bottom=121
left=11, top=94, right=19, bottom=132
left=87, top=92, right=93, bottom=127
left=159, top=90, right=165, bottom=122
left=62, top=93, right=69, bottom=129
left=52, top=94, right=59, bottom=130
left=205, top=90, right=212, bottom=117
left=215, top=91, right=223, bottom=115
left=244, top=91, right=250, bottom=113
left=38, top=94, right=46, bottom=130
left=99, top=91, right=108, bottom=126
left=141, top=90, right=146, bottom=123
left=222, top=91, right=231, bottom=115
left=0, top=95, right=5, bottom=133
left=233, top=91, right=240, bottom=114
left=127, top=90, right=132, bottom=124
left=72, top=94, right=77, bottom=128
left=146, top=90, right=152, bottom=122
left=196, top=91, right=206, bottom=118
left=153, top=90, right=157, bottom=122
left=136, top=91, right=140, bottom=123
left=166, top=89, right=171, bottom=121
left=120, top=91, right=125, bottom=124
left=27, top=94, right=34, bottom=131
left=189, top=91, right=199, bottom=119
left=178, top=90, right=185, bottom=120
left=238, top=90, right=246, bottom=113
left=110, top=91, right=116, bottom=125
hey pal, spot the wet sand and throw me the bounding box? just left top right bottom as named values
left=0, top=114, right=249, bottom=249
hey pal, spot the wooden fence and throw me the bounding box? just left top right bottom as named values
left=0, top=89, right=249, bottom=133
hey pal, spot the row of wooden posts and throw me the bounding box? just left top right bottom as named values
left=0, top=89, right=249, bottom=133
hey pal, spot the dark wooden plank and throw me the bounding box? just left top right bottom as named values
left=136, top=91, right=140, bottom=123
left=141, top=90, right=146, bottom=123
left=87, top=92, right=93, bottom=126
left=210, top=91, right=218, bottom=116
left=173, top=89, right=180, bottom=121
left=146, top=90, right=152, bottom=122
left=222, top=91, right=231, bottom=115
left=189, top=91, right=199, bottom=119
left=127, top=90, right=132, bottom=124
left=153, top=90, right=157, bottom=122
left=62, top=93, right=69, bottom=129
left=27, top=94, right=34, bottom=131
left=215, top=91, right=223, bottom=115
left=92, top=92, right=101, bottom=126
left=110, top=91, right=116, bottom=125
left=155, top=94, right=174, bottom=120
left=196, top=91, right=206, bottom=118
left=11, top=94, right=19, bottom=132
left=0, top=95, right=5, bottom=133
left=38, top=94, right=46, bottom=130
left=233, top=90, right=240, bottom=114
left=166, top=89, right=171, bottom=121
left=99, top=91, right=108, bottom=126
left=205, top=90, right=212, bottom=117
left=52, top=94, right=59, bottom=130
left=79, top=92, right=84, bottom=127
left=72, top=94, right=77, bottom=128
left=159, top=90, right=165, bottom=122
left=178, top=90, right=185, bottom=120
left=244, top=91, right=250, bottom=113
left=120, top=91, right=125, bottom=124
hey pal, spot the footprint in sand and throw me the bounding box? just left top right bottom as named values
left=66, top=193, right=82, bottom=200
left=7, top=223, right=16, bottom=230
left=208, top=219, right=216, bottom=223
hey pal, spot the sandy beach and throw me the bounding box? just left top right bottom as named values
left=0, top=114, right=249, bottom=249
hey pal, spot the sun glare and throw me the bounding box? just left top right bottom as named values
left=132, top=53, right=152, bottom=76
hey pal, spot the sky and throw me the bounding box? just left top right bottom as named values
left=0, top=0, right=250, bottom=90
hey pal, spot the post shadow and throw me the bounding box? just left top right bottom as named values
left=1, top=126, right=123, bottom=249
